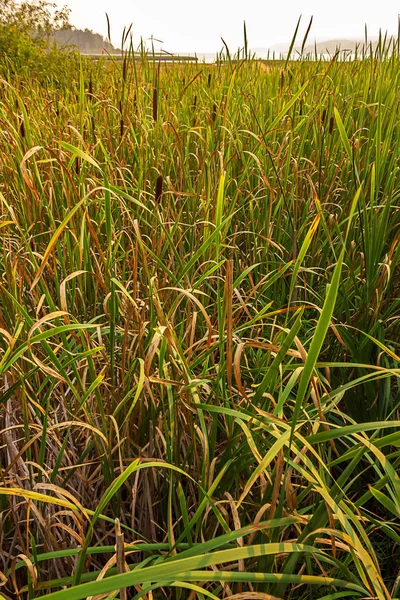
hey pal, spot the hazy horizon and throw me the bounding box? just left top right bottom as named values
left=52, top=0, right=400, bottom=53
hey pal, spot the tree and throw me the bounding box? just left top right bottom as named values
left=0, top=0, right=70, bottom=35
left=0, top=0, right=72, bottom=76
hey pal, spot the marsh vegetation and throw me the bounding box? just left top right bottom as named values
left=0, top=21, right=400, bottom=600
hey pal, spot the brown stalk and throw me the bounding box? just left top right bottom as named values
left=225, top=259, right=234, bottom=390
left=154, top=174, right=163, bottom=204
left=115, top=519, right=128, bottom=600
left=152, top=88, right=158, bottom=121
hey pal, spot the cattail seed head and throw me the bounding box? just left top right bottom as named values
left=122, top=57, right=127, bottom=82
left=153, top=88, right=158, bottom=121
left=155, top=175, right=163, bottom=204
left=19, top=117, right=25, bottom=138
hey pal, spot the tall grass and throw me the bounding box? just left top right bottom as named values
left=0, top=38, right=399, bottom=600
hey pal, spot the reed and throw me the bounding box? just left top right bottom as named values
left=0, top=34, right=399, bottom=600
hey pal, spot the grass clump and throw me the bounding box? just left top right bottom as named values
left=0, top=35, right=400, bottom=600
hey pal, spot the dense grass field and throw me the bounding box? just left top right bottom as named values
left=0, top=43, right=400, bottom=600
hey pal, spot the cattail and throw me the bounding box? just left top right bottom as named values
left=118, top=100, right=124, bottom=137
left=212, top=103, right=217, bottom=122
left=207, top=73, right=212, bottom=88
left=122, top=57, right=127, bottom=82
left=329, top=116, right=334, bottom=134
left=19, top=117, right=25, bottom=138
left=153, top=88, right=158, bottom=121
left=193, top=95, right=197, bottom=108
left=322, top=108, right=327, bottom=124
left=89, top=75, right=93, bottom=97
left=155, top=175, right=163, bottom=204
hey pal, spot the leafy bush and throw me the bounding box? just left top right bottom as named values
left=0, top=0, right=75, bottom=79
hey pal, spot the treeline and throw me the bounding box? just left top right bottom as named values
left=54, top=28, right=116, bottom=54
left=0, top=0, right=117, bottom=81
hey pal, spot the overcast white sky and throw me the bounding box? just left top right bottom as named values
left=53, top=0, right=400, bottom=53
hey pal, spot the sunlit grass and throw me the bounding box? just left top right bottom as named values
left=0, top=37, right=399, bottom=599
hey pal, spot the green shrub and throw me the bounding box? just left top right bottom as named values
left=0, top=0, right=75, bottom=80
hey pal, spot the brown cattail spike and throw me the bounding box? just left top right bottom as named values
left=19, top=117, right=25, bottom=138
left=155, top=175, right=163, bottom=204
left=153, top=88, right=158, bottom=121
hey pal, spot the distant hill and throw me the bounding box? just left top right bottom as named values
left=302, top=38, right=396, bottom=55
left=54, top=28, right=119, bottom=54
left=303, top=39, right=366, bottom=54
left=252, top=43, right=290, bottom=56
left=253, top=37, right=397, bottom=57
